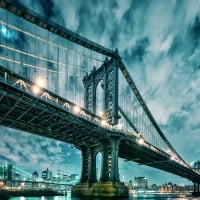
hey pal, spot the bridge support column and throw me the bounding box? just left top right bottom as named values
left=100, top=138, right=110, bottom=182
left=78, top=144, right=98, bottom=184
left=110, top=136, right=120, bottom=182
left=72, top=138, right=128, bottom=197
left=88, top=146, right=97, bottom=183
left=79, top=145, right=89, bottom=183
left=192, top=182, right=200, bottom=196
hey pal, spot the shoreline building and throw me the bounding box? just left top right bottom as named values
left=133, top=177, right=148, bottom=190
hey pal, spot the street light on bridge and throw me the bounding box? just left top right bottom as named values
left=138, top=138, right=144, bottom=145
left=32, top=85, right=40, bottom=94
left=170, top=156, right=175, bottom=161
left=99, top=110, right=104, bottom=117
left=0, top=181, right=4, bottom=188
left=100, top=119, right=107, bottom=126
left=32, top=77, right=46, bottom=95
left=36, top=77, right=46, bottom=88
left=73, top=105, right=81, bottom=114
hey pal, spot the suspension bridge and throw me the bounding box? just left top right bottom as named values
left=0, top=162, right=77, bottom=198
left=0, top=0, right=200, bottom=197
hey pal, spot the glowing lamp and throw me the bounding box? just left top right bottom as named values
left=36, top=78, right=45, bottom=88
left=32, top=85, right=40, bottom=94
left=99, top=111, right=104, bottom=116
left=170, top=156, right=175, bottom=161
left=100, top=119, right=107, bottom=126
left=138, top=138, right=144, bottom=145
left=73, top=105, right=81, bottom=113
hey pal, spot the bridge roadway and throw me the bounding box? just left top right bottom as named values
left=0, top=66, right=200, bottom=183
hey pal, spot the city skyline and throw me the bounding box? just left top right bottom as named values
left=0, top=161, right=192, bottom=189
left=0, top=0, right=200, bottom=186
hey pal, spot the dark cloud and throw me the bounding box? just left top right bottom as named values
left=18, top=151, right=29, bottom=162
left=166, top=113, right=188, bottom=134
left=123, top=37, right=149, bottom=64
left=131, top=37, right=150, bottom=62
left=196, top=93, right=200, bottom=101
left=38, top=0, right=55, bottom=18
left=168, top=35, right=183, bottom=56
left=5, top=142, right=14, bottom=154
left=76, top=0, right=118, bottom=45
left=190, top=16, right=200, bottom=45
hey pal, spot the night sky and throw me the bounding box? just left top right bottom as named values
left=1, top=0, right=200, bottom=186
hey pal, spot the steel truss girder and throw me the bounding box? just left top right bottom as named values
left=0, top=80, right=113, bottom=144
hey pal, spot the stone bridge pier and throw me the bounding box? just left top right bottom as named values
left=192, top=182, right=200, bottom=196
left=71, top=136, right=129, bottom=197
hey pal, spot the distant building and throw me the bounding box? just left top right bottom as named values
left=68, top=174, right=79, bottom=181
left=63, top=174, right=68, bottom=181
left=48, top=170, right=53, bottom=180
left=0, top=163, right=8, bottom=179
left=57, top=169, right=64, bottom=180
left=133, top=177, right=148, bottom=190
left=128, top=180, right=133, bottom=189
left=42, top=168, right=49, bottom=180
left=12, top=173, right=20, bottom=180
left=0, top=163, right=12, bottom=181
left=32, top=171, right=38, bottom=180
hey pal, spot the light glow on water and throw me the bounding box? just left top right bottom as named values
left=9, top=193, right=197, bottom=200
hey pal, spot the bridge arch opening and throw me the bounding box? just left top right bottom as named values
left=95, top=80, right=104, bottom=116
left=96, top=152, right=102, bottom=181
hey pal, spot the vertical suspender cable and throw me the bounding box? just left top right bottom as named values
left=20, top=17, right=23, bottom=76
left=73, top=45, right=75, bottom=103
left=66, top=43, right=68, bottom=99
left=75, top=44, right=77, bottom=104
left=46, top=31, right=49, bottom=89
left=56, top=35, right=59, bottom=95
left=5, top=11, right=8, bottom=69
left=34, top=25, right=37, bottom=77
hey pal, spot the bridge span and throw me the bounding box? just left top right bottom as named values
left=0, top=0, right=200, bottom=197
left=0, top=66, right=200, bottom=196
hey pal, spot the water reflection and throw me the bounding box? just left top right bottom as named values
left=9, top=193, right=198, bottom=200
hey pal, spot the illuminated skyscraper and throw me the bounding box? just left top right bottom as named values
left=133, top=177, right=148, bottom=190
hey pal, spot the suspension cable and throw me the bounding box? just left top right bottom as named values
left=0, top=20, right=104, bottom=63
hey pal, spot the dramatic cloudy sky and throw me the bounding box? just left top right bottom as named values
left=1, top=0, right=200, bottom=186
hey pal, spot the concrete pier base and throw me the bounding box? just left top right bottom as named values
left=71, top=182, right=129, bottom=197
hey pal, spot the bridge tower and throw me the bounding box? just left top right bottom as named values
left=72, top=50, right=128, bottom=197
left=82, top=49, right=120, bottom=125
left=192, top=161, right=200, bottom=195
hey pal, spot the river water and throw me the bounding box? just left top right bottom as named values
left=8, top=193, right=200, bottom=200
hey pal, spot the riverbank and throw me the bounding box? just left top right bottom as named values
left=0, top=188, right=62, bottom=199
